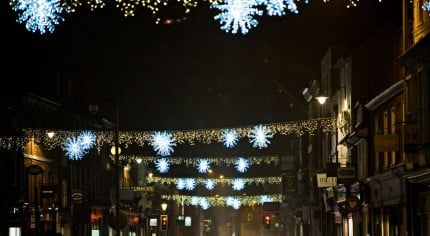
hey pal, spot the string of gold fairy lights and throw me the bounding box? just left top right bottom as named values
left=1, top=117, right=336, bottom=150
left=61, top=0, right=365, bottom=21
left=146, top=176, right=281, bottom=186
left=118, top=155, right=279, bottom=165
left=160, top=194, right=282, bottom=207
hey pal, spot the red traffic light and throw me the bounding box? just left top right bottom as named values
left=263, top=215, right=271, bottom=229
left=161, top=215, right=168, bottom=230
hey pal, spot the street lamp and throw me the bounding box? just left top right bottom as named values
left=161, top=203, right=168, bottom=212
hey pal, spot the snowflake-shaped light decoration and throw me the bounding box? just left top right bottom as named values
left=212, top=0, right=263, bottom=35
left=235, top=157, right=250, bottom=173
left=221, top=129, right=239, bottom=148
left=260, top=195, right=272, bottom=203
left=231, top=178, right=245, bottom=191
left=190, top=196, right=200, bottom=206
left=176, top=179, right=186, bottom=190
left=63, top=137, right=85, bottom=160
left=199, top=198, right=210, bottom=210
left=261, top=0, right=298, bottom=16
left=423, top=1, right=430, bottom=15
left=196, top=159, right=211, bottom=173
left=205, top=179, right=216, bottom=190
left=78, top=131, right=95, bottom=150
left=231, top=198, right=241, bottom=210
left=226, top=196, right=235, bottom=206
left=155, top=158, right=170, bottom=173
left=10, top=0, right=66, bottom=34
left=185, top=178, right=196, bottom=191
left=249, top=125, right=272, bottom=149
left=150, top=131, right=176, bottom=156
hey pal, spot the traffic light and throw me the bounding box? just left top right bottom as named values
left=161, top=215, right=168, bottom=231
left=263, top=215, right=271, bottom=229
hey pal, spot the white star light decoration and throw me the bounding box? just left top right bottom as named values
left=249, top=125, right=272, bottom=149
left=226, top=197, right=241, bottom=210
left=260, top=195, right=272, bottom=203
left=263, top=0, right=298, bottom=16
left=150, top=131, right=176, bottom=156
left=213, top=0, right=263, bottom=35
left=78, top=131, right=96, bottom=150
left=176, top=179, right=186, bottom=190
left=235, top=157, right=250, bottom=173
left=10, top=0, right=66, bottom=34
left=185, top=178, right=196, bottom=191
left=423, top=1, right=430, bottom=15
left=63, top=137, right=85, bottom=160
left=231, top=178, right=245, bottom=191
left=190, top=196, right=200, bottom=206
left=155, top=158, right=170, bottom=173
left=205, top=179, right=216, bottom=190
left=200, top=198, right=210, bottom=210
left=63, top=131, right=96, bottom=160
left=197, top=159, right=211, bottom=173
left=221, top=129, right=239, bottom=148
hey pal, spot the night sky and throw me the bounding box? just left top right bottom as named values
left=3, top=0, right=401, bottom=131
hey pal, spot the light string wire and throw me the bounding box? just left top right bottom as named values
left=160, top=193, right=282, bottom=207
left=0, top=117, right=336, bottom=150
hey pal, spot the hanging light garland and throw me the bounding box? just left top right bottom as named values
left=117, top=155, right=279, bottom=166
left=4, top=117, right=336, bottom=151
left=231, top=178, right=246, bottom=191
left=161, top=194, right=282, bottom=208
left=9, top=0, right=405, bottom=35
left=235, top=157, right=250, bottom=173
left=155, top=157, right=170, bottom=173
left=63, top=131, right=96, bottom=160
left=147, top=176, right=281, bottom=186
left=196, top=158, right=211, bottom=173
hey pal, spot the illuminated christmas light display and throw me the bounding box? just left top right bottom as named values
left=185, top=178, right=196, bottom=191
left=231, top=178, right=245, bottom=191
left=260, top=195, right=272, bottom=203
left=150, top=131, right=176, bottom=156
left=162, top=194, right=282, bottom=207
left=10, top=0, right=66, bottom=34
left=63, top=137, right=85, bottom=160
left=147, top=176, right=281, bottom=186
left=212, top=0, right=263, bottom=35
left=200, top=198, right=210, bottom=210
left=78, top=131, right=95, bottom=150
left=205, top=179, right=216, bottom=190
left=235, top=157, right=250, bottom=173
left=263, top=0, right=298, bottom=16
left=155, top=158, right=170, bottom=173
left=423, top=1, right=430, bottom=14
left=197, top=158, right=211, bottom=173
left=190, top=196, right=200, bottom=205
left=249, top=125, right=272, bottom=149
left=8, top=118, right=336, bottom=151
left=221, top=129, right=239, bottom=148
left=176, top=179, right=186, bottom=190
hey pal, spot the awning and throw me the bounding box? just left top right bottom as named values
left=403, top=168, right=430, bottom=184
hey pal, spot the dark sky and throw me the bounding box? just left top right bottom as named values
left=3, top=0, right=401, bottom=131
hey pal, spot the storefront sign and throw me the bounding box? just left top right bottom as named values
left=72, top=190, right=83, bottom=203
left=41, top=185, right=56, bottom=198
left=345, top=196, right=361, bottom=212
left=374, top=135, right=399, bottom=152
left=337, top=167, right=356, bottom=179
left=317, top=173, right=337, bottom=187
left=28, top=165, right=43, bottom=175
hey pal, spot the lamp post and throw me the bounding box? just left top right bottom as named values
left=89, top=99, right=121, bottom=236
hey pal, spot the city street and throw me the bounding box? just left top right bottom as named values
left=2, top=0, right=430, bottom=236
